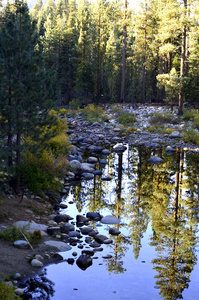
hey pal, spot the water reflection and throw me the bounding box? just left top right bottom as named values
left=20, top=145, right=199, bottom=300
left=19, top=270, right=55, bottom=299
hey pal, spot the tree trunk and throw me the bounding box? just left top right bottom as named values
left=120, top=0, right=127, bottom=103
left=178, top=0, right=187, bottom=116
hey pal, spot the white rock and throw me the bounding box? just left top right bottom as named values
left=44, top=241, right=72, bottom=251
left=15, top=288, right=24, bottom=296
left=31, top=259, right=43, bottom=268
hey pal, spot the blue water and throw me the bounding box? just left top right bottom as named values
left=21, top=145, right=199, bottom=299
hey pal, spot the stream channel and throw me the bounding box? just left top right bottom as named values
left=20, top=143, right=199, bottom=300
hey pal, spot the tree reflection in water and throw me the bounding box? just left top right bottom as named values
left=149, top=149, right=198, bottom=299
left=21, top=146, right=199, bottom=299
left=19, top=270, right=55, bottom=300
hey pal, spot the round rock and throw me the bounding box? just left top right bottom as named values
left=100, top=215, right=121, bottom=224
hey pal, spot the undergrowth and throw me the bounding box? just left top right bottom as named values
left=0, top=225, right=41, bottom=246
left=0, top=281, right=20, bottom=300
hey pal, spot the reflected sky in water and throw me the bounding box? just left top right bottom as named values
left=22, top=145, right=199, bottom=300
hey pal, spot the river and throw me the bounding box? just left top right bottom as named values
left=20, top=143, right=199, bottom=300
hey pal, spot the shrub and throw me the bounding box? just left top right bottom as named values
left=0, top=225, right=41, bottom=246
left=183, top=128, right=199, bottom=145
left=81, top=104, right=106, bottom=123
left=0, top=281, right=20, bottom=300
left=69, top=99, right=81, bottom=110
left=182, top=109, right=197, bottom=121
left=148, top=112, right=178, bottom=125
left=117, top=111, right=136, bottom=126
left=19, top=151, right=68, bottom=195
left=193, top=114, right=199, bottom=129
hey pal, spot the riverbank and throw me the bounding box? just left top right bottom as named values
left=0, top=104, right=199, bottom=285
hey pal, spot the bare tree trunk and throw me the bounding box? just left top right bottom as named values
left=178, top=0, right=187, bottom=116
left=120, top=0, right=127, bottom=103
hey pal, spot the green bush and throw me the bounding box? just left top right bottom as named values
left=117, top=111, right=136, bottom=126
left=81, top=104, right=107, bottom=123
left=19, top=152, right=67, bottom=195
left=148, top=112, right=178, bottom=125
left=182, top=109, right=197, bottom=121
left=0, top=281, right=20, bottom=300
left=0, top=225, right=41, bottom=246
left=183, top=128, right=199, bottom=145
left=193, top=114, right=199, bottom=129
left=69, top=99, right=81, bottom=110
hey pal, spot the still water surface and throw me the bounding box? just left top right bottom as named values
left=22, top=145, right=199, bottom=300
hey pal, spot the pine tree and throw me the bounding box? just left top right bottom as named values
left=0, top=1, right=56, bottom=190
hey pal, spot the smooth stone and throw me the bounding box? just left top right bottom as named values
left=76, top=254, right=93, bottom=270
left=34, top=254, right=43, bottom=261
left=14, top=221, right=48, bottom=235
left=59, top=203, right=68, bottom=209
left=13, top=240, right=30, bottom=249
left=99, top=159, right=108, bottom=165
left=62, top=223, right=75, bottom=233
left=87, top=157, right=98, bottom=164
left=109, top=227, right=121, bottom=235
left=68, top=231, right=82, bottom=238
left=31, top=259, right=43, bottom=268
left=92, top=170, right=103, bottom=175
left=82, top=250, right=94, bottom=256
left=103, top=239, right=113, bottom=244
left=86, top=212, right=101, bottom=220
left=165, top=145, right=175, bottom=153
left=81, top=163, right=95, bottom=172
left=80, top=226, right=93, bottom=235
left=15, top=288, right=24, bottom=296
left=100, top=215, right=121, bottom=224
left=169, top=131, right=183, bottom=138
left=47, top=226, right=61, bottom=236
left=112, top=143, right=127, bottom=153
left=81, top=173, right=94, bottom=180
left=76, top=215, right=89, bottom=224
left=102, top=149, right=110, bottom=155
left=69, top=160, right=83, bottom=174
left=147, top=155, right=163, bottom=165
left=94, top=234, right=109, bottom=244
left=44, top=241, right=72, bottom=251
left=101, top=176, right=112, bottom=181
left=102, top=254, right=112, bottom=259
left=54, top=214, right=73, bottom=223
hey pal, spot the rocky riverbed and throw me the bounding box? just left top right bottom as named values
left=0, top=104, right=198, bottom=296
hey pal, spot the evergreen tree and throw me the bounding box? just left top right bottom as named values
left=0, top=1, right=56, bottom=190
